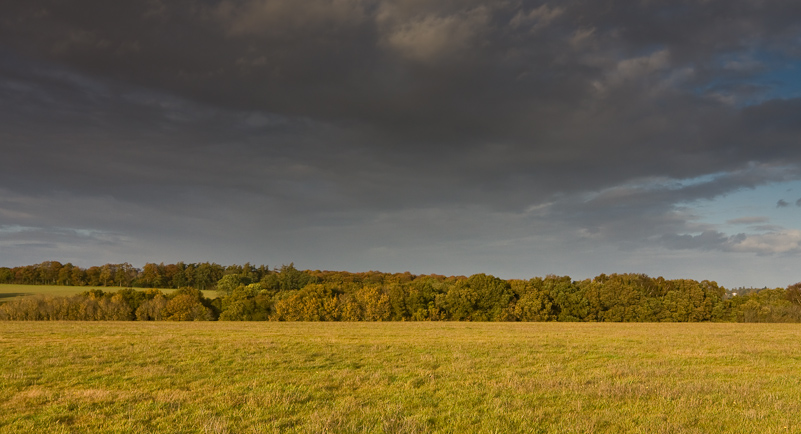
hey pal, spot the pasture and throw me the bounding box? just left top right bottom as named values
left=1, top=322, right=799, bottom=433
left=0, top=284, right=88, bottom=301
left=0, top=284, right=216, bottom=302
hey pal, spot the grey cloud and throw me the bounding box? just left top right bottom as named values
left=660, top=229, right=801, bottom=256
left=12, top=242, right=57, bottom=248
left=778, top=199, right=790, bottom=207
left=8, top=46, right=790, bottom=222
left=660, top=231, right=732, bottom=251
left=796, top=198, right=801, bottom=207
left=0, top=222, right=133, bottom=266
left=727, top=216, right=769, bottom=225
left=3, top=1, right=801, bottom=146
left=4, top=0, right=800, bottom=207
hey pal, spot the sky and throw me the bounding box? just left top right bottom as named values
left=1, top=0, right=800, bottom=289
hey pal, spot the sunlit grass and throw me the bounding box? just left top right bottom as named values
left=1, top=322, right=799, bottom=433
left=0, top=284, right=89, bottom=300
left=0, top=284, right=216, bottom=301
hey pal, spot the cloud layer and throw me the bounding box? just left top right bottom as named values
left=1, top=0, right=801, bottom=287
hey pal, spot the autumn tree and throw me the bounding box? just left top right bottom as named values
left=163, top=289, right=213, bottom=321
left=272, top=283, right=340, bottom=321
left=135, top=290, right=169, bottom=320
left=786, top=282, right=801, bottom=305
left=354, top=285, right=392, bottom=321
left=140, top=263, right=165, bottom=288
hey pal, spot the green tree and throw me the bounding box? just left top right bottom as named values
left=548, top=276, right=589, bottom=322
left=163, top=294, right=212, bottom=321
left=439, top=274, right=513, bottom=321
left=57, top=263, right=74, bottom=285
left=511, top=279, right=555, bottom=321
left=115, top=263, right=137, bottom=287
left=99, top=264, right=114, bottom=287
left=182, top=263, right=196, bottom=288
left=141, top=263, right=165, bottom=288
left=405, top=278, right=444, bottom=320
left=217, top=274, right=245, bottom=297
left=0, top=267, right=14, bottom=284
left=115, top=288, right=147, bottom=312
left=40, top=261, right=63, bottom=285
left=194, top=263, right=214, bottom=290
left=166, top=262, right=186, bottom=288
left=218, top=284, right=272, bottom=321
left=276, top=263, right=317, bottom=292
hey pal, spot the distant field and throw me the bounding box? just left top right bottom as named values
left=1, top=323, right=799, bottom=433
left=0, top=284, right=88, bottom=300
left=0, top=284, right=217, bottom=301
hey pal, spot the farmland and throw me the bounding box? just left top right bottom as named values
left=1, top=322, right=800, bottom=433
left=0, top=284, right=217, bottom=303
left=0, top=284, right=89, bottom=301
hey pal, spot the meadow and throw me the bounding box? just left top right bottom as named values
left=0, top=284, right=217, bottom=302
left=1, top=322, right=800, bottom=433
left=0, top=284, right=88, bottom=301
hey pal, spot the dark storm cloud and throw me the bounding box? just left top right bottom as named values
left=1, top=0, right=801, bottom=281
left=0, top=51, right=369, bottom=211
left=3, top=1, right=801, bottom=172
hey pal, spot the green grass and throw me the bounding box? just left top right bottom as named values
left=0, top=284, right=217, bottom=301
left=1, top=322, right=800, bottom=433
left=0, top=284, right=88, bottom=300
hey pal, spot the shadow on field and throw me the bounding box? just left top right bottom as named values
left=0, top=293, right=31, bottom=300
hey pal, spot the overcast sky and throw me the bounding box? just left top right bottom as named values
left=1, top=0, right=801, bottom=288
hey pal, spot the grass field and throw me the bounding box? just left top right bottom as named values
left=0, top=284, right=88, bottom=301
left=1, top=322, right=800, bottom=433
left=0, top=284, right=217, bottom=301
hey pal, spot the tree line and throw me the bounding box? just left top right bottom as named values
left=0, top=261, right=261, bottom=290
left=2, top=261, right=800, bottom=322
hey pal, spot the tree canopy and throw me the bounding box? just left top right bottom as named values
left=1, top=261, right=799, bottom=322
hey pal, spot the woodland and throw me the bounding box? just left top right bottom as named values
left=1, top=261, right=800, bottom=322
